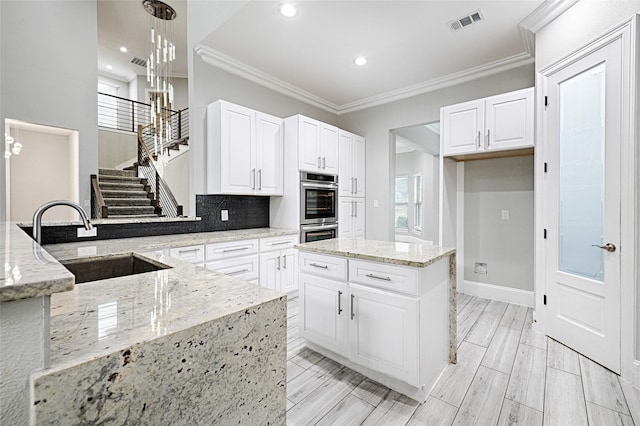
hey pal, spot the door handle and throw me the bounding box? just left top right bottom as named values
left=317, top=156, right=321, bottom=168
left=477, top=131, right=481, bottom=149
left=354, top=178, right=358, bottom=194
left=282, top=255, right=287, bottom=269
left=350, top=294, right=355, bottom=320
left=277, top=256, right=281, bottom=270
left=486, top=129, right=491, bottom=148
left=251, top=168, right=256, bottom=189
left=322, top=157, right=326, bottom=169
left=338, top=290, right=343, bottom=315
left=592, top=243, right=616, bottom=253
left=258, top=169, right=262, bottom=190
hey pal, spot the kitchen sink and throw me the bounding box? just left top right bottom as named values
left=60, top=253, right=171, bottom=284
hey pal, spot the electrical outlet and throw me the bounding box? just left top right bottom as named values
left=501, top=210, right=510, bottom=220
left=77, top=227, right=97, bottom=238
left=221, top=210, right=229, bottom=221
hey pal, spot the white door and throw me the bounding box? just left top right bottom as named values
left=320, top=124, right=339, bottom=173
left=441, top=99, right=484, bottom=156
left=485, top=88, right=534, bottom=152
left=255, top=112, right=283, bottom=195
left=544, top=36, right=621, bottom=373
left=280, top=249, right=297, bottom=294
left=298, top=117, right=321, bottom=172
left=353, top=199, right=365, bottom=239
left=220, top=103, right=255, bottom=194
left=338, top=197, right=354, bottom=238
left=349, top=284, right=419, bottom=386
left=338, top=131, right=354, bottom=197
left=259, top=252, right=280, bottom=291
left=299, top=272, right=349, bottom=356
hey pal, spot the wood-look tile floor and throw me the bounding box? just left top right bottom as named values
left=286, top=293, right=640, bottom=425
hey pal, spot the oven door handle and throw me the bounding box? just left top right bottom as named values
left=301, top=182, right=338, bottom=190
left=301, top=223, right=339, bottom=231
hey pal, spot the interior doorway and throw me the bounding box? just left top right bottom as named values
left=4, top=119, right=79, bottom=221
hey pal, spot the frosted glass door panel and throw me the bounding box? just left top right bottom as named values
left=558, top=64, right=605, bottom=280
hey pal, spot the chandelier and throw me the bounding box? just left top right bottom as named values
left=143, top=0, right=176, bottom=167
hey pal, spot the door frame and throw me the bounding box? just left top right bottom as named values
left=535, top=17, right=637, bottom=380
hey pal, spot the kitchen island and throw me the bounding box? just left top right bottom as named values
left=296, top=238, right=456, bottom=401
left=0, top=224, right=294, bottom=425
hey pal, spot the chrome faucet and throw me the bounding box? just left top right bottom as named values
left=32, top=200, right=92, bottom=245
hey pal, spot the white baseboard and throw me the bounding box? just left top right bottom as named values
left=461, top=280, right=534, bottom=307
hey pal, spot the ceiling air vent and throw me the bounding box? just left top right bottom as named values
left=130, top=57, right=147, bottom=68
left=448, top=9, right=484, bottom=32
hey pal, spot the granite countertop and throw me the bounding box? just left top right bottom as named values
left=296, top=238, right=455, bottom=268
left=0, top=222, right=74, bottom=302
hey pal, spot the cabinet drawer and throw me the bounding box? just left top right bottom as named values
left=169, top=245, right=205, bottom=264
left=259, top=234, right=298, bottom=252
left=298, top=251, right=347, bottom=281
left=206, top=239, right=259, bottom=261
left=205, top=254, right=259, bottom=281
left=349, top=260, right=419, bottom=296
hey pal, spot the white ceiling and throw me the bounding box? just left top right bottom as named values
left=98, top=0, right=545, bottom=113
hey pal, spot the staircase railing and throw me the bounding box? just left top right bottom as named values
left=139, top=107, right=190, bottom=158
left=91, top=174, right=108, bottom=219
left=98, top=92, right=158, bottom=133
left=137, top=125, right=183, bottom=217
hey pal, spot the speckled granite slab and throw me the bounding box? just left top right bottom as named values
left=296, top=238, right=455, bottom=268
left=0, top=223, right=74, bottom=302
left=32, top=252, right=286, bottom=424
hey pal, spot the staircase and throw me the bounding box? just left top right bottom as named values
left=95, top=169, right=160, bottom=218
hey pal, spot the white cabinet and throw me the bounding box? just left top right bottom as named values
left=169, top=245, right=205, bottom=266
left=349, top=283, right=419, bottom=386
left=338, top=131, right=366, bottom=197
left=338, top=197, right=365, bottom=239
left=204, top=238, right=259, bottom=282
left=259, top=235, right=298, bottom=295
left=207, top=100, right=283, bottom=195
left=299, top=272, right=349, bottom=357
left=442, top=87, right=534, bottom=158
left=289, top=115, right=339, bottom=174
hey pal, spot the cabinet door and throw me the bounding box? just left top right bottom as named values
left=255, top=112, right=283, bottom=195
left=353, top=135, right=366, bottom=198
left=348, top=284, right=419, bottom=386
left=280, top=249, right=298, bottom=295
left=220, top=103, right=256, bottom=194
left=485, top=88, right=534, bottom=152
left=352, top=198, right=365, bottom=239
left=320, top=124, right=339, bottom=174
left=338, top=131, right=354, bottom=197
left=442, top=99, right=484, bottom=156
left=259, top=251, right=280, bottom=291
left=298, top=117, right=321, bottom=172
left=338, top=197, right=354, bottom=238
left=299, top=272, right=349, bottom=357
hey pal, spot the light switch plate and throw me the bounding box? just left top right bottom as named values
left=373, top=200, right=379, bottom=208
left=221, top=210, right=229, bottom=221
left=501, top=210, right=510, bottom=220
left=77, top=227, right=97, bottom=238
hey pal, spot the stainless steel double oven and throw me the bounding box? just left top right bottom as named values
left=300, top=171, right=338, bottom=242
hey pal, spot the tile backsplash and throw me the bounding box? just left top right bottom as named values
left=196, top=195, right=270, bottom=231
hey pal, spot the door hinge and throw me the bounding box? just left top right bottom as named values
left=543, top=229, right=547, bottom=239
left=544, top=294, right=547, bottom=305
left=544, top=162, right=548, bottom=173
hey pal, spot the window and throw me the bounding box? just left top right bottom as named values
left=414, top=173, right=423, bottom=232
left=395, top=176, right=409, bottom=229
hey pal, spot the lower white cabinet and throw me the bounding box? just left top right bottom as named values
left=349, top=283, right=419, bottom=386
left=338, top=197, right=365, bottom=239
left=299, top=272, right=349, bottom=357
left=259, top=249, right=297, bottom=293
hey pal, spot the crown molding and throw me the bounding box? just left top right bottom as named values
left=337, top=53, right=534, bottom=114
left=519, top=0, right=581, bottom=35
left=194, top=44, right=339, bottom=114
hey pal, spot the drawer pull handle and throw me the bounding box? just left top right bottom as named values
left=338, top=291, right=343, bottom=315
left=222, top=247, right=250, bottom=253
left=365, top=273, right=391, bottom=281
left=178, top=248, right=200, bottom=254
left=228, top=269, right=249, bottom=276
left=350, top=294, right=355, bottom=320
left=310, top=263, right=328, bottom=269
left=270, top=241, right=291, bottom=246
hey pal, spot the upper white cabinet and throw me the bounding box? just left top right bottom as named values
left=442, top=87, right=534, bottom=158
left=338, top=130, right=366, bottom=198
left=207, top=100, right=283, bottom=195
left=289, top=115, right=339, bottom=174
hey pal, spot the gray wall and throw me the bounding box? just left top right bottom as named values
left=0, top=1, right=98, bottom=218
left=339, top=64, right=535, bottom=241
left=98, top=130, right=137, bottom=169
left=464, top=156, right=534, bottom=291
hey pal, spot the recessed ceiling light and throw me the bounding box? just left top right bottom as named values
left=106, top=64, right=113, bottom=70
left=120, top=46, right=128, bottom=53
left=279, top=3, right=297, bottom=18
left=354, top=56, right=367, bottom=66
